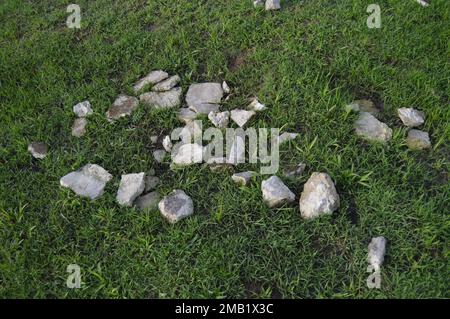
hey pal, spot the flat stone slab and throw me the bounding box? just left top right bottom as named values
left=158, top=189, right=194, bottom=223
left=116, top=173, right=146, bottom=207
left=232, top=171, right=256, bottom=186
left=133, top=70, right=169, bottom=93
left=208, top=111, right=230, bottom=128
left=299, top=172, right=340, bottom=219
left=106, top=95, right=139, bottom=121
left=398, top=107, right=425, bottom=127
left=28, top=142, right=48, bottom=159
left=355, top=112, right=392, bottom=143
left=72, top=118, right=87, bottom=137
left=266, top=0, right=281, bottom=10
left=406, top=129, right=431, bottom=150
left=73, top=100, right=93, bottom=117
left=261, top=176, right=295, bottom=208
left=367, top=236, right=387, bottom=270
left=186, top=83, right=223, bottom=111
left=60, top=164, right=112, bottom=200
left=178, top=108, right=197, bottom=123
left=140, top=88, right=182, bottom=109
left=152, top=75, right=180, bottom=92
left=135, top=191, right=161, bottom=212
left=231, top=109, right=255, bottom=128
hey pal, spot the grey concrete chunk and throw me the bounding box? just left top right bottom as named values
left=299, top=172, right=340, bottom=219
left=158, top=189, right=194, bottom=223
left=133, top=70, right=169, bottom=93
left=116, top=173, right=146, bottom=207
left=368, top=236, right=387, bottom=270
left=398, top=108, right=425, bottom=127
left=152, top=75, right=180, bottom=92
left=135, top=191, right=161, bottom=212
left=71, top=118, right=87, bottom=137
left=186, top=83, right=223, bottom=110
left=208, top=111, right=230, bottom=128
left=262, top=176, right=295, bottom=208
left=232, top=171, right=256, bottom=186
left=171, top=143, right=203, bottom=166
left=60, top=164, right=112, bottom=200
left=406, top=129, right=431, bottom=150
left=266, top=0, right=281, bottom=10
left=230, top=109, right=255, bottom=127
left=106, top=95, right=139, bottom=121
left=73, top=100, right=93, bottom=117
left=140, top=88, right=182, bottom=109
left=28, top=142, right=48, bottom=159
left=355, top=112, right=392, bottom=143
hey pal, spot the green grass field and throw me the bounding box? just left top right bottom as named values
left=0, top=0, right=449, bottom=298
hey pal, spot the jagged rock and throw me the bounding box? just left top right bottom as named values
left=284, top=163, right=306, bottom=178
left=145, top=175, right=160, bottom=192
left=248, top=98, right=266, bottom=112
left=153, top=149, right=167, bottom=163
left=73, top=100, right=93, bottom=117
left=266, top=0, right=281, bottom=10
left=222, top=81, right=231, bottom=94
left=398, top=108, right=425, bottom=127
left=186, top=83, right=223, bottom=113
left=28, top=142, right=48, bottom=159
left=106, top=95, right=139, bottom=121
left=406, top=129, right=431, bottom=150
left=355, top=112, right=392, bottom=143
left=158, top=190, right=194, bottom=223
left=230, top=109, right=255, bottom=127
left=367, top=236, right=387, bottom=270
left=171, top=143, right=203, bottom=166
left=140, top=88, right=182, bottom=109
left=60, top=164, right=112, bottom=200
left=208, top=111, right=230, bottom=128
left=261, top=176, right=295, bottom=208
left=232, top=171, right=256, bottom=186
left=133, top=70, right=169, bottom=93
left=162, top=135, right=173, bottom=152
left=346, top=99, right=379, bottom=116
left=135, top=191, right=161, bottom=212
left=116, top=173, right=146, bottom=207
left=299, top=172, right=340, bottom=219
left=71, top=118, right=87, bottom=137
left=152, top=75, right=180, bottom=92
left=178, top=108, right=197, bottom=123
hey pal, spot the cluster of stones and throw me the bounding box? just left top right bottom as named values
left=254, top=0, right=281, bottom=10
left=72, top=100, right=93, bottom=137
left=347, top=100, right=431, bottom=150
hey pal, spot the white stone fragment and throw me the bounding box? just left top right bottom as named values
left=230, top=109, right=255, bottom=127
left=133, top=70, right=169, bottom=93
left=116, top=173, right=146, bottom=207
left=158, top=190, right=194, bottom=223
left=73, top=100, right=93, bottom=117
left=261, top=176, right=295, bottom=208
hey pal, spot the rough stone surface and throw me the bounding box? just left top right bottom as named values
left=355, top=112, right=392, bottom=143
left=28, top=142, right=48, bottom=159
left=398, top=107, right=425, bottom=127
left=152, top=75, right=180, bottom=92
left=106, top=95, right=139, bottom=121
left=346, top=99, right=379, bottom=116
left=266, top=0, right=281, bottom=10
left=186, top=83, right=223, bottom=112
left=145, top=175, right=160, bottom=192
left=261, top=176, right=295, bottom=208
left=299, top=172, right=340, bottom=219
left=153, top=149, right=167, bottom=163
left=71, top=118, right=87, bottom=137
left=162, top=135, right=173, bottom=152
left=190, top=103, right=221, bottom=115
left=367, top=236, right=387, bottom=270
left=406, top=129, right=431, bottom=150
left=248, top=98, right=266, bottom=111
left=284, top=163, right=306, bottom=178
left=230, top=109, right=255, bottom=127
left=140, top=88, right=182, bottom=109
left=116, top=173, right=146, bottom=207
left=133, top=70, right=169, bottom=93
left=172, top=143, right=203, bottom=166
left=158, top=190, right=194, bottom=223
left=178, top=108, right=197, bottom=123
left=73, top=100, right=93, bottom=117
left=135, top=191, right=161, bottom=212
left=208, top=111, right=230, bottom=128
left=60, top=164, right=112, bottom=200
left=222, top=81, right=231, bottom=94
left=232, top=171, right=256, bottom=186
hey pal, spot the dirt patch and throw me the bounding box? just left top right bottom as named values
left=228, top=49, right=251, bottom=72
